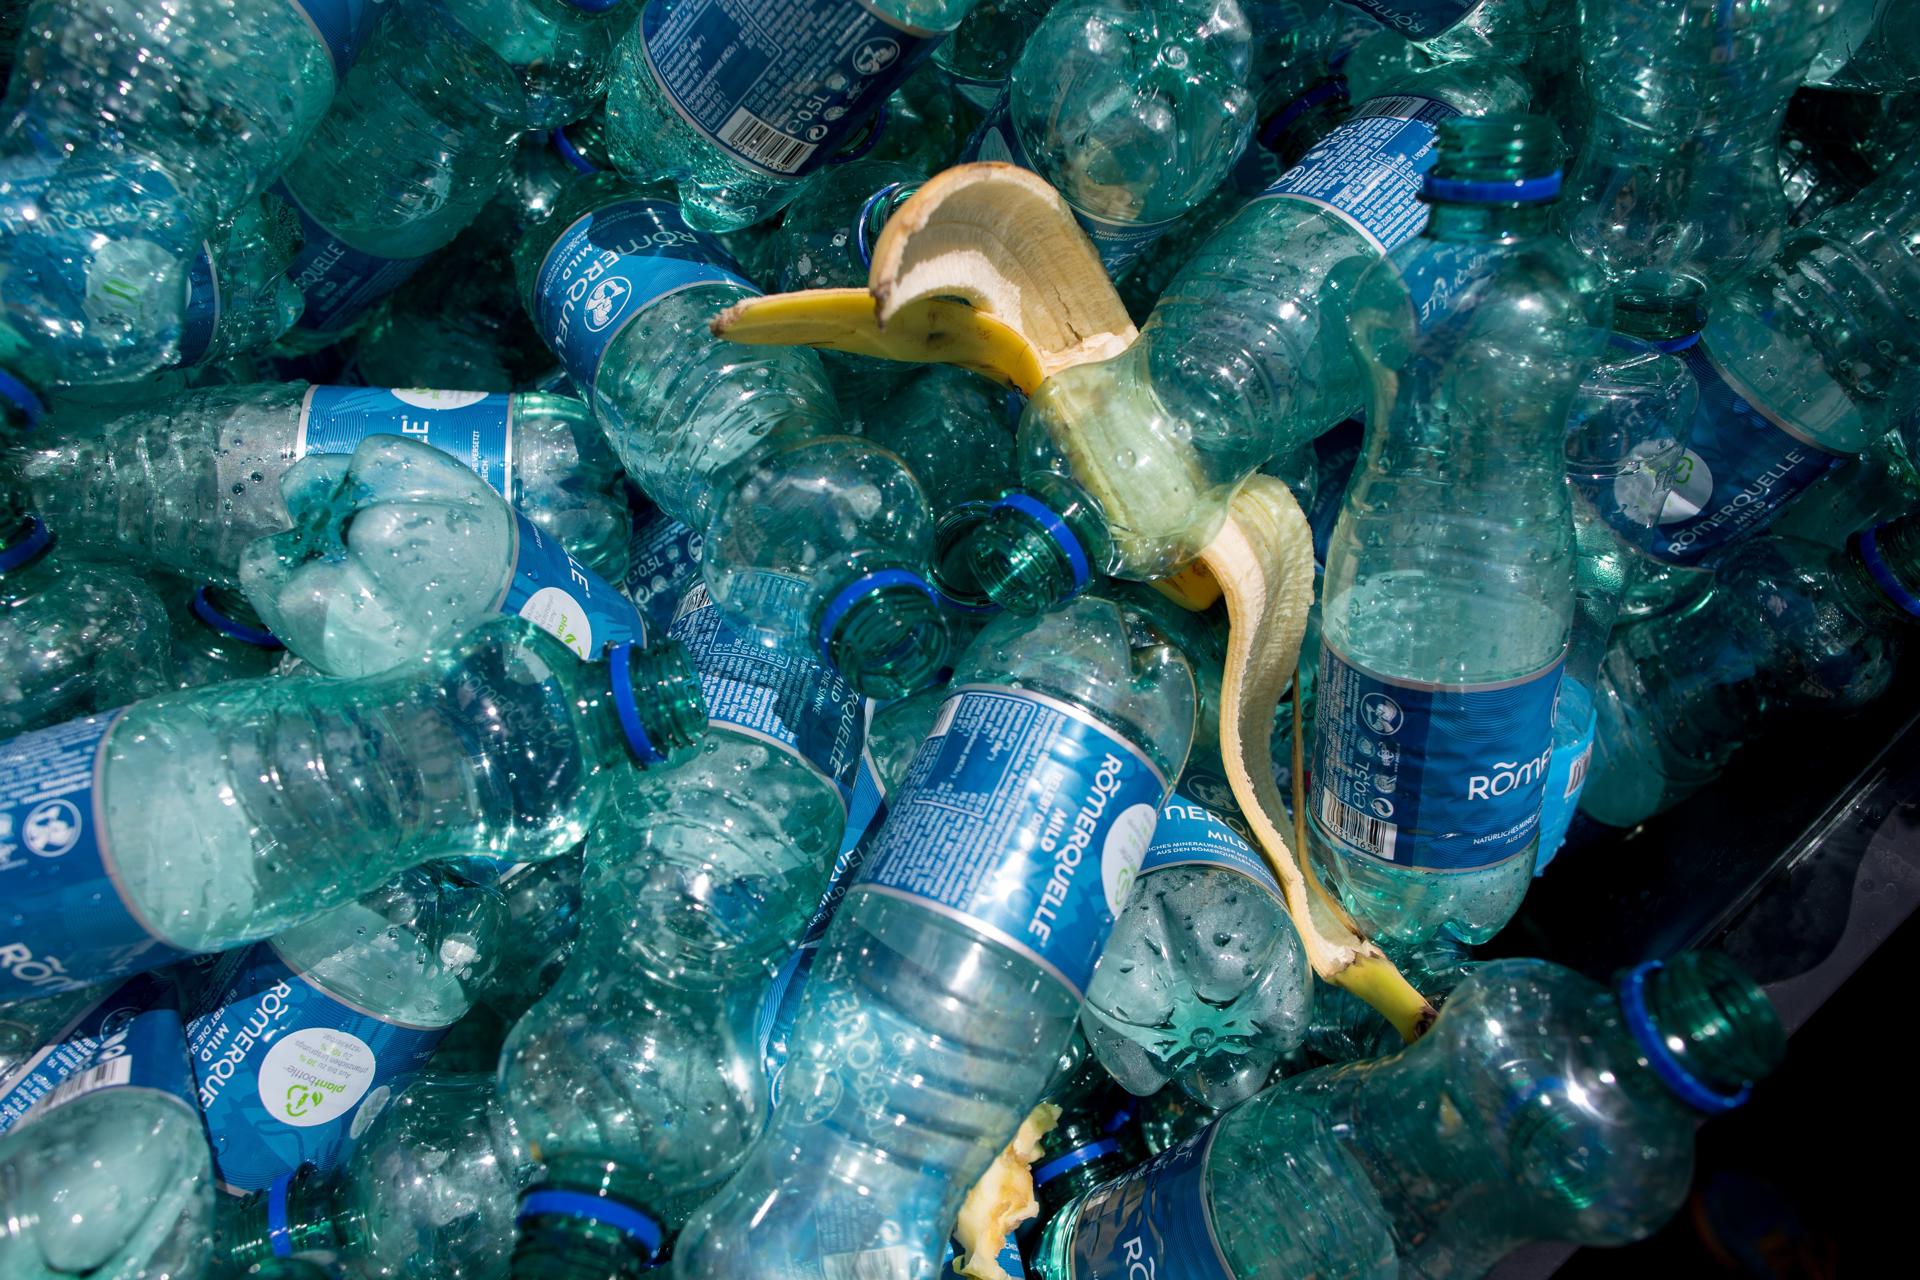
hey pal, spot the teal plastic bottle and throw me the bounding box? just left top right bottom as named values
left=1582, top=515, right=1920, bottom=828
left=966, top=56, right=1528, bottom=613
left=603, top=0, right=984, bottom=229
left=935, top=0, right=1060, bottom=112
left=1808, top=0, right=1920, bottom=90
left=1308, top=116, right=1608, bottom=946
left=10, top=382, right=631, bottom=584
left=764, top=159, right=925, bottom=294
left=0, top=613, right=704, bottom=1004
left=185, top=864, right=503, bottom=1193
left=241, top=434, right=659, bottom=678
left=1032, top=951, right=1786, bottom=1279
left=168, top=582, right=286, bottom=690
left=0, top=0, right=372, bottom=393
left=672, top=592, right=1193, bottom=1280
left=0, top=972, right=213, bottom=1280
left=177, top=194, right=308, bottom=370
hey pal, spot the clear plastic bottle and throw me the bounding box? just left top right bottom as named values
left=763, top=159, right=926, bottom=294
left=1308, top=116, right=1607, bottom=946
left=0, top=613, right=705, bottom=1004
left=1032, top=952, right=1786, bottom=1279
left=672, top=592, right=1193, bottom=1279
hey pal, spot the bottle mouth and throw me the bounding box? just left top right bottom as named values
left=514, top=1185, right=664, bottom=1279
left=969, top=494, right=1092, bottom=615
left=0, top=515, right=54, bottom=574
left=0, top=370, right=44, bottom=432
left=192, top=584, right=284, bottom=649
left=1423, top=114, right=1564, bottom=206
left=930, top=502, right=1004, bottom=614
left=855, top=179, right=918, bottom=269
left=1855, top=523, right=1920, bottom=619
left=550, top=126, right=599, bottom=174
left=608, top=640, right=708, bottom=766
left=1616, top=957, right=1783, bottom=1114
left=817, top=568, right=951, bottom=699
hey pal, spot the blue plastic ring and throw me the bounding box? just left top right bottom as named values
left=1033, top=1137, right=1120, bottom=1187
left=855, top=182, right=906, bottom=270
left=191, top=586, right=284, bottom=649
left=559, top=0, right=624, bottom=12
left=0, top=516, right=53, bottom=573
left=1617, top=960, right=1751, bottom=1114
left=991, top=493, right=1090, bottom=592
left=550, top=127, right=598, bottom=175
left=267, top=1170, right=294, bottom=1257
left=1859, top=525, right=1920, bottom=618
left=607, top=641, right=665, bottom=766
left=816, top=568, right=937, bottom=665
left=1649, top=330, right=1702, bottom=353
left=1260, top=76, right=1348, bottom=145
left=517, top=1189, right=664, bottom=1255
left=1607, top=329, right=1701, bottom=355
left=1422, top=172, right=1563, bottom=204
left=0, top=371, right=44, bottom=429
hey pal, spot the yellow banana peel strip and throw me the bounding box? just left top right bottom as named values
left=951, top=1103, right=1060, bottom=1280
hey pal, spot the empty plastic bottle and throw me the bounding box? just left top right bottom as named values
left=0, top=489, right=174, bottom=737
left=0, top=972, right=212, bottom=1280
left=1333, top=0, right=1556, bottom=63
left=1030, top=952, right=1784, bottom=1279
left=1582, top=515, right=1920, bottom=827
left=672, top=591, right=1194, bottom=1279
left=603, top=0, right=983, bottom=229
left=0, top=613, right=704, bottom=1004
left=219, top=1070, right=524, bottom=1280
left=936, top=0, right=1060, bottom=110
left=1806, top=0, right=1920, bottom=92
left=1307, top=116, right=1607, bottom=946
left=10, top=382, right=630, bottom=585
left=0, top=0, right=373, bottom=391
left=764, top=159, right=925, bottom=294
left=966, top=56, right=1528, bottom=613
left=177, top=194, right=308, bottom=370
left=168, top=581, right=286, bottom=690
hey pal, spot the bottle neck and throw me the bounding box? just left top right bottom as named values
left=1424, top=199, right=1552, bottom=244
left=967, top=473, right=1113, bottom=616
left=220, top=1170, right=355, bottom=1269
left=1616, top=956, right=1785, bottom=1110
left=512, top=1156, right=667, bottom=1280
left=1847, top=521, right=1920, bottom=629
left=812, top=561, right=951, bottom=700
left=855, top=180, right=920, bottom=270
left=596, top=640, right=708, bottom=772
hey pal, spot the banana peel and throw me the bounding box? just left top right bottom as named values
left=951, top=1103, right=1060, bottom=1280
left=710, top=163, right=1436, bottom=1040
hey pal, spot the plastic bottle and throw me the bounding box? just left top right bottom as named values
left=764, top=159, right=926, bottom=294
left=1582, top=515, right=1920, bottom=828
left=0, top=0, right=373, bottom=392
left=10, top=382, right=631, bottom=584
left=1334, top=0, right=1558, bottom=63
left=602, top=0, right=984, bottom=230
left=241, top=434, right=656, bottom=679
left=1023, top=1061, right=1148, bottom=1249
left=0, top=490, right=174, bottom=737
left=185, top=864, right=503, bottom=1193
left=1030, top=952, right=1785, bottom=1279
left=0, top=613, right=705, bottom=1004
left=1806, top=0, right=1920, bottom=92
left=0, top=973, right=213, bottom=1279
left=178, top=194, right=308, bottom=370
left=672, top=591, right=1194, bottom=1279
left=1307, top=116, right=1607, bottom=946
left=966, top=57, right=1528, bottom=613
left=936, top=0, right=1059, bottom=111
left=168, top=581, right=286, bottom=690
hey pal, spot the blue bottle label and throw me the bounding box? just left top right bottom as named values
left=963, top=97, right=1181, bottom=276
left=1066, top=1124, right=1231, bottom=1280
left=1534, top=684, right=1596, bottom=878
left=858, top=685, right=1168, bottom=998
left=1257, top=94, right=1460, bottom=255
left=176, top=241, right=220, bottom=367
left=532, top=197, right=749, bottom=392
left=639, top=0, right=944, bottom=178
left=1307, top=419, right=1364, bottom=569
left=0, top=714, right=181, bottom=1004
left=500, top=511, right=646, bottom=660
left=668, top=580, right=866, bottom=801
left=623, top=502, right=704, bottom=637
left=186, top=943, right=451, bottom=1192
left=943, top=1237, right=1028, bottom=1279
left=1334, top=0, right=1477, bottom=39
left=1641, top=341, right=1849, bottom=565
left=297, top=386, right=515, bottom=497
left=288, top=0, right=379, bottom=80
left=1140, top=767, right=1282, bottom=900
left=276, top=181, right=434, bottom=336
left=0, top=973, right=196, bottom=1134
left=1310, top=642, right=1563, bottom=870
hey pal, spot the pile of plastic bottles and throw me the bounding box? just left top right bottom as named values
left=1, top=0, right=1914, bottom=1276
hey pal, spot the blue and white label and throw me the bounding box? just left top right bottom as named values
left=1643, top=341, right=1849, bottom=565
left=623, top=503, right=703, bottom=637
left=277, top=182, right=432, bottom=336
left=1141, top=766, right=1282, bottom=899
left=858, top=686, right=1168, bottom=998
left=187, top=943, right=450, bottom=1193
left=640, top=0, right=943, bottom=178
left=0, top=973, right=195, bottom=1134
left=177, top=241, right=221, bottom=367
left=1311, top=643, right=1563, bottom=870
left=501, top=511, right=645, bottom=660
left=963, top=97, right=1181, bottom=277
left=1333, top=0, right=1476, bottom=39
left=288, top=0, right=380, bottom=80
left=1258, top=94, right=1460, bottom=255
left=1065, top=1125, right=1231, bottom=1280
left=669, top=581, right=865, bottom=799
left=297, top=386, right=514, bottom=496
left=532, top=197, right=748, bottom=392
left=943, top=1237, right=1028, bottom=1279
left=0, top=715, right=181, bottom=1003
left=1534, top=677, right=1595, bottom=877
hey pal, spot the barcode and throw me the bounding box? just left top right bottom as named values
left=822, top=1247, right=912, bottom=1280
left=1565, top=743, right=1593, bottom=798
left=718, top=108, right=818, bottom=175
left=23, top=1055, right=130, bottom=1123
left=1317, top=787, right=1397, bottom=860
